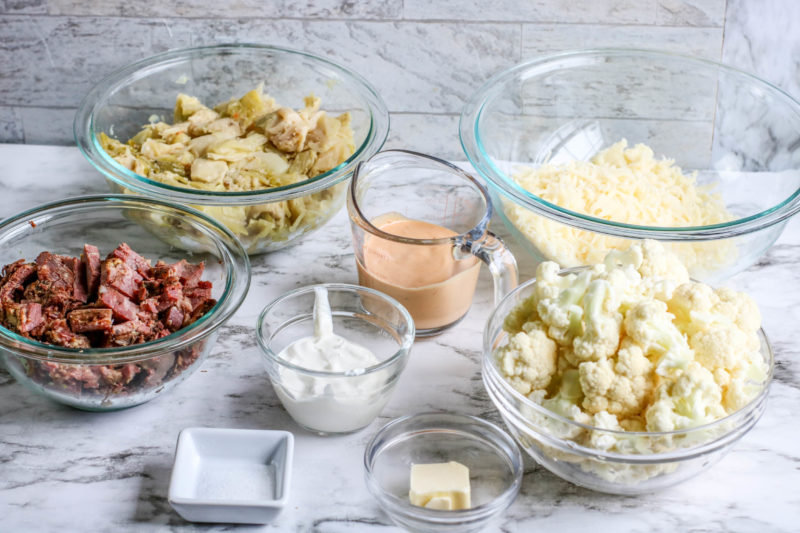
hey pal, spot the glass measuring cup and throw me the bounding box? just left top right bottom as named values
left=347, top=150, right=518, bottom=336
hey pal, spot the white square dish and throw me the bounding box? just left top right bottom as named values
left=168, top=427, right=293, bottom=524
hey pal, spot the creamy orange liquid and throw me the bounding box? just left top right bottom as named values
left=357, top=214, right=481, bottom=331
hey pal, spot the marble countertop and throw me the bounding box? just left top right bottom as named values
left=1, top=145, right=798, bottom=532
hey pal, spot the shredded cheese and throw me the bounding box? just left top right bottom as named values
left=507, top=140, right=736, bottom=273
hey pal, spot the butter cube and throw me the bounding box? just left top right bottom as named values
left=409, top=461, right=471, bottom=510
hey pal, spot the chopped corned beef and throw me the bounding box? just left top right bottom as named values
left=2, top=243, right=216, bottom=398
left=82, top=244, right=101, bottom=298
left=164, top=306, right=184, bottom=331
left=72, top=257, right=88, bottom=303
left=68, top=308, right=113, bottom=333
left=98, top=286, right=139, bottom=322
left=36, top=252, right=75, bottom=289
left=108, top=243, right=152, bottom=278
left=0, top=261, right=37, bottom=302
left=2, top=301, right=43, bottom=333
left=100, top=257, right=141, bottom=299
left=44, top=319, right=91, bottom=349
left=5, top=244, right=215, bottom=342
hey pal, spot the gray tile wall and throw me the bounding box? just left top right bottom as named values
left=0, top=0, right=793, bottom=159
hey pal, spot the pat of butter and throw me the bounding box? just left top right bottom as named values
left=409, top=461, right=471, bottom=510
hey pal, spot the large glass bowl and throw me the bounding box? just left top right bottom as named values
left=0, top=195, right=250, bottom=411
left=482, top=274, right=774, bottom=495
left=75, top=43, right=390, bottom=255
left=461, top=49, right=800, bottom=283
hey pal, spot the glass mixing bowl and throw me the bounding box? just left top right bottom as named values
left=482, top=274, right=774, bottom=495
left=0, top=195, right=250, bottom=411
left=75, top=43, right=390, bottom=255
left=257, top=283, right=414, bottom=435
left=461, top=48, right=800, bottom=283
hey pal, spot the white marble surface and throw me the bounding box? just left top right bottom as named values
left=0, top=144, right=799, bottom=532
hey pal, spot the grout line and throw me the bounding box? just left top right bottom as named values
left=3, top=105, right=76, bottom=110
left=3, top=105, right=724, bottom=124
left=0, top=12, right=725, bottom=29
left=720, top=0, right=729, bottom=60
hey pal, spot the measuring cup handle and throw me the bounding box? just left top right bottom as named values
left=467, top=231, right=518, bottom=305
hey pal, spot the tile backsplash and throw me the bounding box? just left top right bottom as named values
left=1, top=0, right=797, bottom=158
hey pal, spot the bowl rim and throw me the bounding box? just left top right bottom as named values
left=482, top=268, right=775, bottom=442
left=74, top=43, right=391, bottom=205
left=460, top=47, right=800, bottom=239
left=363, top=411, right=524, bottom=523
left=0, top=194, right=251, bottom=364
left=256, top=282, right=415, bottom=377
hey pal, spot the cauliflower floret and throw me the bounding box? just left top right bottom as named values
left=645, top=362, right=725, bottom=431
left=724, top=360, right=768, bottom=413
left=502, top=294, right=538, bottom=334
left=532, top=261, right=564, bottom=301
left=623, top=300, right=692, bottom=376
left=604, top=265, right=643, bottom=312
left=637, top=239, right=690, bottom=284
left=572, top=279, right=622, bottom=361
left=588, top=411, right=624, bottom=451
left=496, top=324, right=557, bottom=396
left=714, top=287, right=761, bottom=332
left=668, top=281, right=719, bottom=335
left=542, top=369, right=589, bottom=418
left=690, top=324, right=757, bottom=374
left=579, top=340, right=653, bottom=418
left=603, top=241, right=644, bottom=270
left=536, top=266, right=593, bottom=347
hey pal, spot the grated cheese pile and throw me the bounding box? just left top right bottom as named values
left=508, top=140, right=736, bottom=274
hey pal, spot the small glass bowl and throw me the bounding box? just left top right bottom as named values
left=460, top=48, right=800, bottom=283
left=364, top=412, right=523, bottom=533
left=0, top=195, right=250, bottom=411
left=256, top=283, right=414, bottom=435
left=75, top=43, right=390, bottom=255
left=483, top=272, right=774, bottom=495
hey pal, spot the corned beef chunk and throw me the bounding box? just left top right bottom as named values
left=72, top=257, right=88, bottom=303
left=1, top=244, right=214, bottom=396
left=108, top=243, right=152, bottom=278
left=185, top=299, right=216, bottom=326
left=100, top=257, right=141, bottom=298
left=44, top=319, right=91, bottom=349
left=2, top=301, right=43, bottom=333
left=0, top=261, right=37, bottom=302
left=68, top=308, right=113, bottom=333
left=97, top=364, right=141, bottom=391
left=164, top=306, right=184, bottom=331
left=36, top=252, right=75, bottom=289
left=98, top=286, right=139, bottom=322
left=82, top=244, right=101, bottom=298
left=108, top=318, right=156, bottom=347
left=139, top=298, right=159, bottom=315
left=153, top=259, right=204, bottom=288
left=184, top=283, right=213, bottom=312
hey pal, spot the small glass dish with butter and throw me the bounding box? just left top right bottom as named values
left=364, top=412, right=523, bottom=533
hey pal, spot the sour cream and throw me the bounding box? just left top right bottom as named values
left=275, top=287, right=388, bottom=434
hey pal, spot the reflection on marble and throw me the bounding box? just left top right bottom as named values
left=0, top=145, right=798, bottom=532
